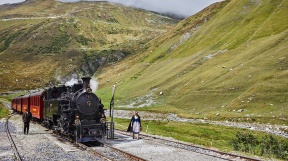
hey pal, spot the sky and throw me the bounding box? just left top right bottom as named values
left=0, top=0, right=222, bottom=17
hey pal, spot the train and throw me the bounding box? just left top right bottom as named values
left=11, top=77, right=113, bottom=142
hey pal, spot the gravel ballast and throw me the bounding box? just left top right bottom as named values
left=1, top=115, right=230, bottom=161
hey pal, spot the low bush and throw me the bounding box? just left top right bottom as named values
left=230, top=131, right=288, bottom=160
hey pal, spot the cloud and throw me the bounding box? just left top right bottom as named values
left=103, top=0, right=222, bottom=17
left=0, top=0, right=24, bottom=4
left=0, top=0, right=222, bottom=17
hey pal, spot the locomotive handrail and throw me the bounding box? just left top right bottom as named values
left=78, top=124, right=103, bottom=127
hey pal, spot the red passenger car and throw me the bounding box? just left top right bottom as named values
left=21, top=94, right=30, bottom=113
left=11, top=98, right=17, bottom=111
left=30, top=91, right=46, bottom=120
left=15, top=96, right=22, bottom=113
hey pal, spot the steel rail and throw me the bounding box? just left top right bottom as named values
left=6, top=113, right=23, bottom=161
left=2, top=101, right=144, bottom=161
left=100, top=142, right=147, bottom=161
left=115, top=129, right=262, bottom=161
left=55, top=130, right=146, bottom=161
left=76, top=142, right=112, bottom=161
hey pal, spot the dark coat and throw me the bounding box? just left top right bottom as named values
left=127, top=115, right=141, bottom=132
left=23, top=111, right=32, bottom=123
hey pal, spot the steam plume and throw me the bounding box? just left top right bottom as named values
left=90, top=77, right=99, bottom=92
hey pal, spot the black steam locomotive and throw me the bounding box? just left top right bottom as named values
left=43, top=77, right=107, bottom=142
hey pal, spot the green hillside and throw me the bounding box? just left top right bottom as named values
left=96, top=0, right=288, bottom=124
left=0, top=0, right=178, bottom=92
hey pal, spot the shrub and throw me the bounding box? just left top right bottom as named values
left=230, top=131, right=288, bottom=160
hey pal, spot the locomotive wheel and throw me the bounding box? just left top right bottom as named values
left=60, top=113, right=70, bottom=133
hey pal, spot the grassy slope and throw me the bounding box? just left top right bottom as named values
left=114, top=117, right=287, bottom=155
left=0, top=103, right=9, bottom=119
left=96, top=0, right=288, bottom=124
left=0, top=0, right=178, bottom=92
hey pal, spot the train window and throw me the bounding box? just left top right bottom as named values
left=52, top=90, right=58, bottom=98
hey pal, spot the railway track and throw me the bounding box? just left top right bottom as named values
left=1, top=101, right=263, bottom=161
left=56, top=131, right=147, bottom=161
left=4, top=113, right=146, bottom=161
left=115, top=129, right=262, bottom=161
left=82, top=143, right=146, bottom=161
left=5, top=113, right=22, bottom=161
left=1, top=101, right=22, bottom=161
left=1, top=100, right=145, bottom=161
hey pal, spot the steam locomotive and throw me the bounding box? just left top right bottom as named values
left=11, top=77, right=111, bottom=142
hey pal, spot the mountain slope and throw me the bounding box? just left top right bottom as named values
left=96, top=0, right=288, bottom=124
left=0, top=0, right=179, bottom=92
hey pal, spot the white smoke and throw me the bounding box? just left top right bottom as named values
left=90, top=77, right=99, bottom=92
left=56, top=74, right=98, bottom=92
left=65, top=77, right=79, bottom=86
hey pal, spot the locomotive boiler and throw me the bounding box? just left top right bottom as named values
left=43, top=77, right=106, bottom=142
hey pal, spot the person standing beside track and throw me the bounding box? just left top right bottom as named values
left=75, top=115, right=81, bottom=142
left=127, top=111, right=142, bottom=140
left=22, top=108, right=32, bottom=135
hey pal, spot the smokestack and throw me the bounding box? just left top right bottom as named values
left=81, top=77, right=91, bottom=92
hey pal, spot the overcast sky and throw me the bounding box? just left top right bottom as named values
left=0, top=0, right=222, bottom=17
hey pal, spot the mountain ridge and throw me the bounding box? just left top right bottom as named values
left=0, top=0, right=287, bottom=124
left=95, top=0, right=288, bottom=124
left=0, top=0, right=179, bottom=91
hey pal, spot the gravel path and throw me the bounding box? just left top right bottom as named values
left=0, top=115, right=103, bottom=161
left=103, top=133, right=229, bottom=161
left=0, top=131, right=14, bottom=161
left=1, top=115, right=231, bottom=161
left=0, top=102, right=283, bottom=161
